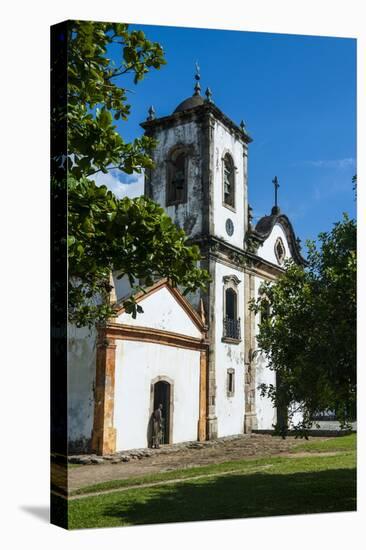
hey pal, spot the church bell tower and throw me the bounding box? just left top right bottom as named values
left=140, top=67, right=255, bottom=439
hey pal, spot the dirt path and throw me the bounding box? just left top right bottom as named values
left=62, top=450, right=342, bottom=501
left=66, top=463, right=274, bottom=500
left=66, top=434, right=328, bottom=492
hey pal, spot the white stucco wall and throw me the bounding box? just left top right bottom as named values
left=212, top=120, right=247, bottom=249
left=291, top=408, right=304, bottom=427
left=254, top=276, right=277, bottom=430
left=257, top=223, right=291, bottom=266
left=214, top=262, right=246, bottom=437
left=67, top=324, right=97, bottom=451
left=117, top=286, right=202, bottom=338
left=114, top=340, right=201, bottom=450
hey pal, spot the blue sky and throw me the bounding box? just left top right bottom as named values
left=101, top=24, right=356, bottom=245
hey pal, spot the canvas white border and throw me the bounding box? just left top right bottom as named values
left=1, top=0, right=364, bottom=549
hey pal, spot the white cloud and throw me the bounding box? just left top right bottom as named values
left=311, top=178, right=352, bottom=201
left=91, top=169, right=145, bottom=198
left=299, top=158, right=356, bottom=169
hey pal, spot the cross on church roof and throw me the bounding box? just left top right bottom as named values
left=194, top=61, right=201, bottom=96
left=272, top=176, right=280, bottom=208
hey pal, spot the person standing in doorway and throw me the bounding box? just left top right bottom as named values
left=152, top=403, right=163, bottom=449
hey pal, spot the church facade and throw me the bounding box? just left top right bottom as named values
left=68, top=75, right=305, bottom=455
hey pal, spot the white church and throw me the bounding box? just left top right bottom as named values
left=68, top=71, right=306, bottom=455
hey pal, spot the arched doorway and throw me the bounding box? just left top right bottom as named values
left=151, top=379, right=173, bottom=445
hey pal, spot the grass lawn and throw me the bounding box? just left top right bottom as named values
left=291, top=433, right=356, bottom=453
left=64, top=435, right=356, bottom=529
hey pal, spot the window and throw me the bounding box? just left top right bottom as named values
left=274, top=237, right=286, bottom=265
left=223, top=153, right=235, bottom=209
left=226, top=288, right=237, bottom=321
left=167, top=149, right=187, bottom=205
left=227, top=368, right=235, bottom=397
left=222, top=275, right=241, bottom=342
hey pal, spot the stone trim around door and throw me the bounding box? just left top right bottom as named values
left=91, top=323, right=209, bottom=456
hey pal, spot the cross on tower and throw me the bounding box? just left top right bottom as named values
left=194, top=61, right=201, bottom=96
left=272, top=176, right=280, bottom=208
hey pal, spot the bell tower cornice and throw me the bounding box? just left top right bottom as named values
left=141, top=102, right=252, bottom=145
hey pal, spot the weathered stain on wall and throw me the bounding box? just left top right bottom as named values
left=149, top=120, right=203, bottom=239
left=68, top=325, right=97, bottom=452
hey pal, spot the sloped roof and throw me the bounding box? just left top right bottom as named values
left=252, top=206, right=307, bottom=266
left=173, top=94, right=205, bottom=113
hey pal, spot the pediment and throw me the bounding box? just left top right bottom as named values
left=115, top=279, right=204, bottom=339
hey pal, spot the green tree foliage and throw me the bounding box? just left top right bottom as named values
left=66, top=21, right=165, bottom=179
left=68, top=176, right=210, bottom=327
left=59, top=21, right=210, bottom=326
left=352, top=174, right=357, bottom=199
left=251, top=214, right=356, bottom=435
